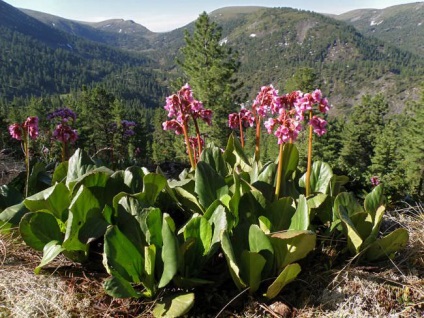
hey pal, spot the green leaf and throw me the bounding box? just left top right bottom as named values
left=362, top=205, right=386, bottom=248
left=63, top=186, right=107, bottom=252
left=27, top=162, right=51, bottom=194
left=19, top=212, right=63, bottom=251
left=24, top=183, right=70, bottom=222
left=249, top=224, right=273, bottom=254
left=222, top=133, right=251, bottom=172
left=199, top=144, right=228, bottom=177
left=269, top=230, right=316, bottom=270
left=159, top=214, right=179, bottom=288
left=240, top=251, right=266, bottom=293
left=103, top=275, right=141, bottom=298
left=364, top=184, right=385, bottom=220
left=139, top=208, right=163, bottom=247
left=34, top=240, right=65, bottom=274
left=338, top=205, right=363, bottom=254
left=51, top=161, right=68, bottom=184
left=195, top=161, right=228, bottom=209
left=299, top=161, right=333, bottom=194
left=365, top=228, right=409, bottom=261
left=173, top=185, right=204, bottom=215
left=208, top=203, right=230, bottom=250
left=138, top=173, right=167, bottom=206
left=289, top=195, right=309, bottom=230
left=221, top=230, right=246, bottom=290
left=265, top=197, right=296, bottom=231
left=277, top=143, right=299, bottom=198
left=143, top=244, right=157, bottom=297
left=66, top=149, right=96, bottom=190
left=104, top=225, right=144, bottom=283
left=0, top=202, right=28, bottom=226
left=265, top=263, right=301, bottom=299
left=153, top=293, right=195, bottom=318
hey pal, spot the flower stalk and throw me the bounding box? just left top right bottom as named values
left=305, top=110, right=313, bottom=197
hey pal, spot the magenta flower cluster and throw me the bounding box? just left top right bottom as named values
left=234, top=85, right=331, bottom=144
left=9, top=116, right=39, bottom=141
left=162, top=84, right=213, bottom=134
left=47, top=108, right=78, bottom=144
left=228, top=107, right=254, bottom=129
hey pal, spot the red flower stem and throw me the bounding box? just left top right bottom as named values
left=274, top=142, right=284, bottom=201
left=305, top=110, right=313, bottom=197
left=239, top=118, right=245, bottom=148
left=23, top=131, right=29, bottom=198
left=193, top=118, right=203, bottom=155
left=254, top=116, right=261, bottom=161
left=182, top=122, right=196, bottom=169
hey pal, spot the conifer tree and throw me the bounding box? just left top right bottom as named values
left=177, top=12, right=240, bottom=147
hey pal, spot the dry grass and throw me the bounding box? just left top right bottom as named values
left=0, top=204, right=423, bottom=318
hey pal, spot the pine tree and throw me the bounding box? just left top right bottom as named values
left=177, top=12, right=240, bottom=147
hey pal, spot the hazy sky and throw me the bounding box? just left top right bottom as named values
left=2, top=0, right=419, bottom=32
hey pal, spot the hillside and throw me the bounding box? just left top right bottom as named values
left=335, top=2, right=424, bottom=56
left=0, top=1, right=165, bottom=104
left=2, top=2, right=424, bottom=113
left=21, top=9, right=157, bottom=52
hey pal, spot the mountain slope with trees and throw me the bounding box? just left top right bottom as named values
left=334, top=2, right=424, bottom=56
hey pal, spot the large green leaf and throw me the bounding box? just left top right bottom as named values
left=51, top=161, right=68, bottom=184
left=104, top=225, right=144, bottom=283
left=181, top=215, right=212, bottom=276
left=222, top=133, right=251, bottom=172
left=249, top=224, right=274, bottom=277
left=276, top=143, right=299, bottom=198
left=103, top=275, right=141, bottom=299
left=27, top=162, right=51, bottom=194
left=338, top=205, right=363, bottom=254
left=365, top=228, right=409, bottom=261
left=207, top=203, right=231, bottom=250
left=34, top=240, right=65, bottom=274
left=139, top=208, right=163, bottom=247
left=362, top=205, right=386, bottom=248
left=173, top=185, right=204, bottom=215
left=269, top=230, right=316, bottom=270
left=199, top=144, right=228, bottom=177
left=289, top=195, right=309, bottom=231
left=329, top=175, right=349, bottom=197
left=63, top=186, right=107, bottom=252
left=240, top=251, right=266, bottom=293
left=143, top=244, right=157, bottom=297
left=195, top=161, right=228, bottom=209
left=265, top=263, right=301, bottom=299
left=138, top=173, right=167, bottom=206
left=265, top=197, right=296, bottom=231
left=24, top=183, right=70, bottom=222
left=364, top=184, right=385, bottom=220
left=0, top=202, right=28, bottom=226
left=66, top=148, right=96, bottom=190
left=299, top=161, right=333, bottom=194
left=158, top=214, right=179, bottom=288
left=19, top=212, right=63, bottom=251
left=153, top=292, right=195, bottom=318
left=332, top=192, right=364, bottom=231
left=221, top=230, right=247, bottom=290
left=70, top=167, right=113, bottom=196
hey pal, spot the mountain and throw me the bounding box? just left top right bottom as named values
left=206, top=7, right=424, bottom=112
left=21, top=9, right=156, bottom=52
left=0, top=0, right=165, bottom=104
left=2, top=2, right=424, bottom=113
left=334, top=2, right=424, bottom=56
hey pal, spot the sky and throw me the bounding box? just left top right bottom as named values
left=2, top=0, right=419, bottom=32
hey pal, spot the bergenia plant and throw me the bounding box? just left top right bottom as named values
left=228, top=106, right=254, bottom=148
left=251, top=85, right=280, bottom=161
left=295, top=89, right=330, bottom=196
left=163, top=84, right=212, bottom=169
left=47, top=108, right=78, bottom=162
left=8, top=116, right=39, bottom=197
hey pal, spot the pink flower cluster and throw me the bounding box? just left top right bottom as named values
left=228, top=107, right=254, bottom=129
left=163, top=84, right=213, bottom=134
left=52, top=124, right=78, bottom=143
left=256, top=86, right=330, bottom=144
left=8, top=116, right=39, bottom=141
left=47, top=108, right=78, bottom=144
